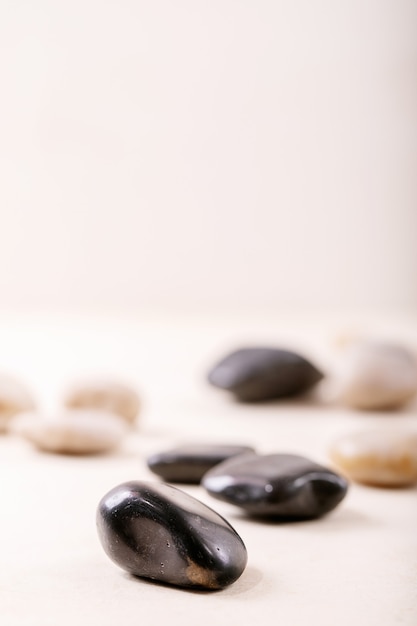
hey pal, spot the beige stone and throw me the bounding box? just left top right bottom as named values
left=334, top=341, right=417, bottom=410
left=11, top=409, right=128, bottom=455
left=64, top=380, right=140, bottom=424
left=0, top=374, right=36, bottom=432
left=329, top=429, right=417, bottom=487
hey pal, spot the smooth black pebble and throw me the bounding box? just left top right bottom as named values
left=147, top=444, right=256, bottom=483
left=208, top=347, right=323, bottom=402
left=202, top=453, right=348, bottom=519
left=97, top=481, right=248, bottom=590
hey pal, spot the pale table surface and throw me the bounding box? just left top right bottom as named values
left=0, top=310, right=416, bottom=626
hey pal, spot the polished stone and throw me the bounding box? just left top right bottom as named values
left=202, top=453, right=348, bottom=519
left=329, top=429, right=417, bottom=487
left=334, top=341, right=417, bottom=410
left=208, top=347, right=323, bottom=402
left=97, top=481, right=247, bottom=590
left=147, top=444, right=256, bottom=483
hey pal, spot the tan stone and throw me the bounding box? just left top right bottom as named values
left=329, top=429, right=417, bottom=487
left=0, top=374, right=36, bottom=432
left=64, top=380, right=140, bottom=424
left=10, top=409, right=128, bottom=455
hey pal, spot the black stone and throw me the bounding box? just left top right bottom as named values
left=97, top=481, right=248, bottom=590
left=147, top=444, right=256, bottom=484
left=202, top=453, right=348, bottom=519
left=207, top=347, right=323, bottom=402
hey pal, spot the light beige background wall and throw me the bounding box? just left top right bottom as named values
left=0, top=1, right=416, bottom=312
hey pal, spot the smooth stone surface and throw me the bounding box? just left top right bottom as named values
left=10, top=409, right=128, bottom=454
left=334, top=341, right=417, bottom=410
left=64, top=380, right=140, bottom=424
left=147, top=444, right=256, bottom=483
left=208, top=347, right=323, bottom=402
left=0, top=374, right=36, bottom=433
left=203, top=453, right=348, bottom=518
left=97, top=481, right=248, bottom=590
left=329, top=429, right=417, bottom=487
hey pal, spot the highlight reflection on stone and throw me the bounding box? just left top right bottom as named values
left=97, top=481, right=248, bottom=590
left=202, top=453, right=348, bottom=519
left=147, top=444, right=255, bottom=483
left=208, top=347, right=323, bottom=402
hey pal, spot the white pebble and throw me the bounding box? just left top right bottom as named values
left=0, top=374, right=36, bottom=432
left=64, top=380, right=140, bottom=425
left=11, top=409, right=128, bottom=455
left=332, top=341, right=417, bottom=410
left=329, top=429, right=417, bottom=487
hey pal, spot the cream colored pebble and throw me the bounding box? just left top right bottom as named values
left=334, top=341, right=417, bottom=410
left=0, top=374, right=36, bottom=432
left=64, top=381, right=140, bottom=425
left=10, top=409, right=128, bottom=455
left=329, top=429, right=417, bottom=487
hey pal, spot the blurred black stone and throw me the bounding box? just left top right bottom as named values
left=97, top=481, right=248, bottom=590
left=202, top=453, right=348, bottom=519
left=208, top=347, right=323, bottom=402
left=147, top=444, right=255, bottom=484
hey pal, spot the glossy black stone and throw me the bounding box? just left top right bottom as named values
left=208, top=347, right=323, bottom=402
left=147, top=444, right=256, bottom=484
left=202, top=453, right=348, bottom=519
left=97, top=481, right=248, bottom=590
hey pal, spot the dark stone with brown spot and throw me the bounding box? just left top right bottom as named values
left=97, top=481, right=247, bottom=590
left=202, top=453, right=348, bottom=519
left=147, top=444, right=256, bottom=484
left=207, top=347, right=323, bottom=402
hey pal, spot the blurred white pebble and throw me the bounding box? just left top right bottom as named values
left=64, top=380, right=140, bottom=425
left=329, top=429, right=417, bottom=487
left=10, top=409, right=128, bottom=455
left=329, top=341, right=417, bottom=410
left=0, top=374, right=36, bottom=432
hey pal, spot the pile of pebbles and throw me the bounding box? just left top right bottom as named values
left=2, top=337, right=417, bottom=591
left=99, top=451, right=347, bottom=590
